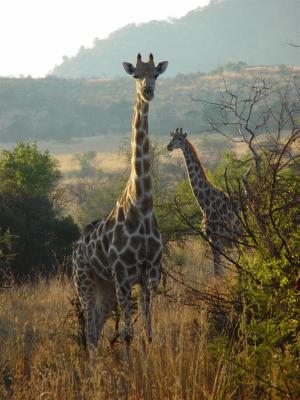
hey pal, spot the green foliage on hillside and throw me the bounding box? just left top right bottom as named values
left=0, top=143, right=80, bottom=281
left=0, top=66, right=294, bottom=143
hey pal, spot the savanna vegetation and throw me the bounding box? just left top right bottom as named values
left=0, top=72, right=299, bottom=399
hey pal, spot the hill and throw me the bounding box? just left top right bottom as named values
left=51, top=0, right=300, bottom=79
left=0, top=65, right=297, bottom=143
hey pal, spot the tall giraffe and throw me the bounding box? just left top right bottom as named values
left=73, top=53, right=168, bottom=350
left=167, top=128, right=242, bottom=275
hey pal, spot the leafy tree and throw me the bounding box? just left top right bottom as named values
left=0, top=143, right=79, bottom=280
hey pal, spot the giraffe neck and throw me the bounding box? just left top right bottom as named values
left=182, top=140, right=212, bottom=211
left=128, top=93, right=153, bottom=214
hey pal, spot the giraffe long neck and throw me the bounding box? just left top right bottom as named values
left=128, top=93, right=153, bottom=214
left=182, top=140, right=212, bottom=212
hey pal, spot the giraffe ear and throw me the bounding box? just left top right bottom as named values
left=156, top=61, right=168, bottom=75
left=122, top=62, right=136, bottom=75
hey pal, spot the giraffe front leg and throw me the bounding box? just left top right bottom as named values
left=211, top=241, right=223, bottom=276
left=141, top=266, right=161, bottom=342
left=114, top=277, right=133, bottom=346
left=140, top=283, right=153, bottom=342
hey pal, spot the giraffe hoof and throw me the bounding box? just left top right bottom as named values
left=123, top=332, right=133, bottom=345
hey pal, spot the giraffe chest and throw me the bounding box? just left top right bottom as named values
left=111, top=215, right=163, bottom=266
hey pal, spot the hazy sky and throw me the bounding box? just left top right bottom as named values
left=0, top=0, right=210, bottom=77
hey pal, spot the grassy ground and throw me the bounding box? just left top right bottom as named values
left=0, top=240, right=245, bottom=400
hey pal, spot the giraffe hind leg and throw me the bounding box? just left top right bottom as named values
left=73, top=261, right=101, bottom=351
left=94, top=277, right=117, bottom=342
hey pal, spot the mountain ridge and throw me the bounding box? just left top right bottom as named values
left=51, top=0, right=300, bottom=78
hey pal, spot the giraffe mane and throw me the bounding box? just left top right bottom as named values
left=186, top=140, right=209, bottom=182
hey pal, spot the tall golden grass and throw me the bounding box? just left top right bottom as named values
left=0, top=240, right=291, bottom=399
left=0, top=280, right=231, bottom=399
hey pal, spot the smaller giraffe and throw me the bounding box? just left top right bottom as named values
left=167, top=128, right=242, bottom=275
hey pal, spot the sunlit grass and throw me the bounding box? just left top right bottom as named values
left=0, top=241, right=240, bottom=400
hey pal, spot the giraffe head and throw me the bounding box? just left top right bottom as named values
left=123, top=53, right=168, bottom=102
left=167, top=128, right=188, bottom=151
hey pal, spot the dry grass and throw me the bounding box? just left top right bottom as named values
left=0, top=241, right=245, bottom=400
left=57, top=152, right=127, bottom=174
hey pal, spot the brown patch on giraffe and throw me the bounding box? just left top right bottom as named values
left=210, top=211, right=218, bottom=221
left=114, top=261, right=125, bottom=282
left=113, top=224, right=127, bottom=250
left=135, top=179, right=143, bottom=198
left=94, top=251, right=108, bottom=268
left=84, top=234, right=90, bottom=244
left=96, top=240, right=103, bottom=252
left=138, top=245, right=146, bottom=260
left=143, top=139, right=149, bottom=154
left=120, top=248, right=136, bottom=265
left=141, top=196, right=153, bottom=214
left=136, top=131, right=145, bottom=145
left=135, top=160, right=142, bottom=175
left=91, top=231, right=97, bottom=240
left=198, top=180, right=204, bottom=189
left=142, top=118, right=148, bottom=132
left=108, top=248, right=118, bottom=264
left=130, top=236, right=141, bottom=250
left=86, top=243, right=93, bottom=257
left=126, top=206, right=140, bottom=233
left=144, top=218, right=151, bottom=234
left=148, top=237, right=161, bottom=261
left=143, top=158, right=150, bottom=173
left=205, top=187, right=211, bottom=196
left=102, top=234, right=109, bottom=252
left=127, top=266, right=137, bottom=276
left=143, top=175, right=152, bottom=192
left=142, top=116, right=148, bottom=131
left=221, top=203, right=227, bottom=213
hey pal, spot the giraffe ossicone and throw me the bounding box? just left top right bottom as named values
left=73, top=53, right=168, bottom=351
left=167, top=128, right=242, bottom=275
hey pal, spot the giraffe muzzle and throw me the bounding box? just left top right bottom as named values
left=143, top=87, right=154, bottom=101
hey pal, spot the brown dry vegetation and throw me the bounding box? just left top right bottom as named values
left=55, top=133, right=244, bottom=178
left=0, top=240, right=249, bottom=400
